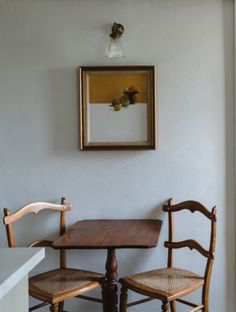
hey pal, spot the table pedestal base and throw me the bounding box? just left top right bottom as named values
left=102, top=248, right=118, bottom=312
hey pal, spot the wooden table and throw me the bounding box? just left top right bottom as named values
left=53, top=219, right=162, bottom=312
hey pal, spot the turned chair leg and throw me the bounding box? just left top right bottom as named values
left=120, top=286, right=128, bottom=312
left=58, top=301, right=64, bottom=312
left=170, top=301, right=176, bottom=312
left=50, top=303, right=59, bottom=312
left=202, top=298, right=209, bottom=312
left=161, top=301, right=169, bottom=312
left=202, top=286, right=209, bottom=312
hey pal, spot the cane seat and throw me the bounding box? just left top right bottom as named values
left=121, top=267, right=204, bottom=301
left=29, top=268, right=103, bottom=303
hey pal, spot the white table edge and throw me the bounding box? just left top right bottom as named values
left=0, top=248, right=45, bottom=299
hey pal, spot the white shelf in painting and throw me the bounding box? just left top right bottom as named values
left=88, top=103, right=148, bottom=142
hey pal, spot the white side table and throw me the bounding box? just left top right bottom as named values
left=0, top=248, right=45, bottom=312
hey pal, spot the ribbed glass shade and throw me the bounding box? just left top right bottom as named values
left=105, top=38, right=125, bottom=58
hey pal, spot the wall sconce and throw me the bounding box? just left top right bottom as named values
left=105, top=22, right=125, bottom=58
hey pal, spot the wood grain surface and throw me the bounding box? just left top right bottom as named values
left=53, top=219, right=162, bottom=249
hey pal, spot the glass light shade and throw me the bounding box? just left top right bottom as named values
left=105, top=38, right=125, bottom=58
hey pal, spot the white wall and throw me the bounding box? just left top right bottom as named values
left=0, top=0, right=234, bottom=311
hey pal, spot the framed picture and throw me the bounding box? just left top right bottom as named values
left=80, top=66, right=156, bottom=150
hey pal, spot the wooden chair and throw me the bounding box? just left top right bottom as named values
left=119, top=199, right=217, bottom=312
left=3, top=197, right=104, bottom=312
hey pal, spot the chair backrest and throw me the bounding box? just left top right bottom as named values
left=163, top=198, right=216, bottom=292
left=3, top=197, right=71, bottom=268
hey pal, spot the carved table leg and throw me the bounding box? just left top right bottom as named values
left=102, top=248, right=118, bottom=312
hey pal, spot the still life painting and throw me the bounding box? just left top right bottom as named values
left=80, top=66, right=156, bottom=150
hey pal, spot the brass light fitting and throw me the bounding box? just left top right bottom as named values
left=110, top=22, right=125, bottom=39
left=106, top=22, right=125, bottom=58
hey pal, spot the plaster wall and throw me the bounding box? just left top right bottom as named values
left=0, top=0, right=234, bottom=311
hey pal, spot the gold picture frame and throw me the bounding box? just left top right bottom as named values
left=80, top=66, right=156, bottom=150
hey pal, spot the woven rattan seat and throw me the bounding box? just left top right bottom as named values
left=121, top=267, right=204, bottom=300
left=30, top=268, right=103, bottom=302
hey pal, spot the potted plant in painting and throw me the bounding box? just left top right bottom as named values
left=123, top=86, right=139, bottom=104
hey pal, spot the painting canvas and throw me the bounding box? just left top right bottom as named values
left=80, top=66, right=156, bottom=150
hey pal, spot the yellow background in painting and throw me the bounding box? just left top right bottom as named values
left=89, top=73, right=147, bottom=103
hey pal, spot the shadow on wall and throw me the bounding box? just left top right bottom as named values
left=223, top=0, right=235, bottom=310
left=45, top=67, right=79, bottom=154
